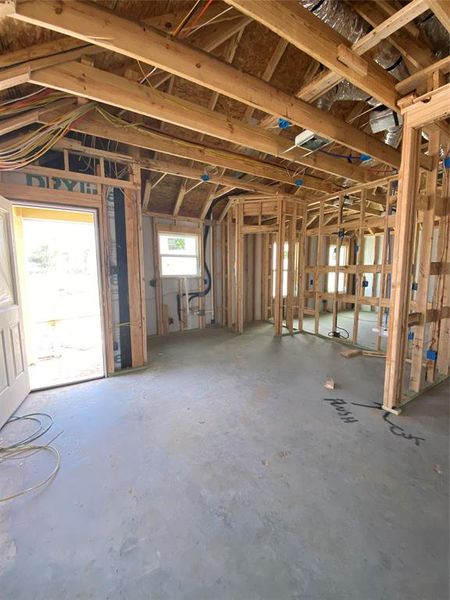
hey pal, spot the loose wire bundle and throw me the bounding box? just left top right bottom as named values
left=0, top=101, right=96, bottom=170
left=0, top=412, right=61, bottom=503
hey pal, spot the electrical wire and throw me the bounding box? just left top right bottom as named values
left=0, top=413, right=53, bottom=450
left=0, top=445, right=61, bottom=503
left=136, top=3, right=232, bottom=85
left=0, top=412, right=61, bottom=502
left=0, top=101, right=96, bottom=170
left=172, top=0, right=202, bottom=37
left=327, top=326, right=350, bottom=340
left=180, top=0, right=214, bottom=38
left=187, top=6, right=233, bottom=35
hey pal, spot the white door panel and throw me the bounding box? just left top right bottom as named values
left=0, top=195, right=29, bottom=428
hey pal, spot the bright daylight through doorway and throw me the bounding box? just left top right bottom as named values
left=13, top=205, right=104, bottom=389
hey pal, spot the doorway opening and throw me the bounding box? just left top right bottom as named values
left=13, top=205, right=105, bottom=390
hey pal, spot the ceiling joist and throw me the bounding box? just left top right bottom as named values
left=224, top=0, right=399, bottom=109
left=29, top=61, right=373, bottom=191
left=9, top=0, right=401, bottom=170
left=37, top=105, right=330, bottom=193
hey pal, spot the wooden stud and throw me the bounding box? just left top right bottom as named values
left=383, top=117, right=421, bottom=411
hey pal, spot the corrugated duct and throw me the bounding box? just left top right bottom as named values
left=298, top=0, right=415, bottom=149
left=419, top=13, right=449, bottom=59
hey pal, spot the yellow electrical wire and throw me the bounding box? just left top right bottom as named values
left=172, top=0, right=202, bottom=37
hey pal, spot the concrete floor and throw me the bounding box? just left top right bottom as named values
left=0, top=324, right=448, bottom=600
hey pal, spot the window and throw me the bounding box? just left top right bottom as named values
left=327, top=244, right=347, bottom=293
left=159, top=232, right=200, bottom=277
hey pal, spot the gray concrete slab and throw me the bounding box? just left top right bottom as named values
left=0, top=324, right=448, bottom=600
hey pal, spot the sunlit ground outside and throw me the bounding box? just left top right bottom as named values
left=21, top=215, right=104, bottom=389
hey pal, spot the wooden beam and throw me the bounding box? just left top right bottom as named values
left=179, top=30, right=244, bottom=220
left=139, top=157, right=282, bottom=196
left=245, top=0, right=428, bottom=105
left=274, top=199, right=284, bottom=336
left=39, top=107, right=330, bottom=192
left=350, top=0, right=436, bottom=71
left=427, top=0, right=450, bottom=33
left=354, top=0, right=429, bottom=56
left=173, top=180, right=187, bottom=217
left=242, top=38, right=288, bottom=122
left=11, top=0, right=401, bottom=170
left=396, top=56, right=450, bottom=95
left=224, top=0, right=398, bottom=110
left=0, top=64, right=29, bottom=90
left=0, top=37, right=87, bottom=68
left=403, top=84, right=450, bottom=129
left=409, top=130, right=439, bottom=392
left=30, top=62, right=365, bottom=190
left=383, top=117, right=420, bottom=411
left=0, top=109, right=39, bottom=135
left=124, top=186, right=147, bottom=366
left=127, top=14, right=252, bottom=90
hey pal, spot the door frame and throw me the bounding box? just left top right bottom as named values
left=10, top=200, right=108, bottom=392
left=12, top=201, right=109, bottom=389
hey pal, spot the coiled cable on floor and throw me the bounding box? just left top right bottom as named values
left=0, top=412, right=61, bottom=503
left=0, top=412, right=53, bottom=450
left=0, top=444, right=61, bottom=503
left=327, top=326, right=350, bottom=340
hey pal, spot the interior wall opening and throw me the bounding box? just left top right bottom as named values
left=13, top=204, right=105, bottom=390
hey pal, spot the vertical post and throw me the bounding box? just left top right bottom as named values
left=353, top=190, right=366, bottom=344
left=274, top=198, right=285, bottom=336
left=262, top=233, right=269, bottom=321
left=383, top=117, right=421, bottom=411
left=100, top=184, right=115, bottom=375
left=152, top=217, right=165, bottom=336
left=235, top=201, right=245, bottom=333
left=198, top=225, right=205, bottom=329
left=124, top=187, right=147, bottom=366
left=331, top=194, right=344, bottom=335
left=227, top=210, right=233, bottom=330
left=409, top=130, right=440, bottom=391
left=220, top=222, right=226, bottom=326
left=431, top=143, right=450, bottom=379
left=286, top=202, right=297, bottom=333
left=376, top=183, right=393, bottom=351
left=297, top=204, right=307, bottom=332
left=315, top=200, right=325, bottom=335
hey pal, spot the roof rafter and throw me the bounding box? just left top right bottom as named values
left=293, top=0, right=430, bottom=104
left=29, top=61, right=377, bottom=189
left=224, top=0, right=398, bottom=109
left=349, top=1, right=436, bottom=71
left=37, top=105, right=329, bottom=193
left=9, top=0, right=401, bottom=170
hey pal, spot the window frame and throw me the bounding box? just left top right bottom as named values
left=158, top=230, right=201, bottom=279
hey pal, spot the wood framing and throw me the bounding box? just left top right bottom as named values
left=382, top=79, right=450, bottom=412
left=224, top=0, right=398, bottom=109
left=0, top=156, right=147, bottom=374
left=12, top=0, right=402, bottom=170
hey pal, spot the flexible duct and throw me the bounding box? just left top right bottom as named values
left=299, top=0, right=410, bottom=148
left=419, top=14, right=449, bottom=58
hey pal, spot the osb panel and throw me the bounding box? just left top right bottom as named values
left=179, top=186, right=209, bottom=218
left=232, top=22, right=281, bottom=79
left=147, top=174, right=181, bottom=214
left=270, top=44, right=314, bottom=95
